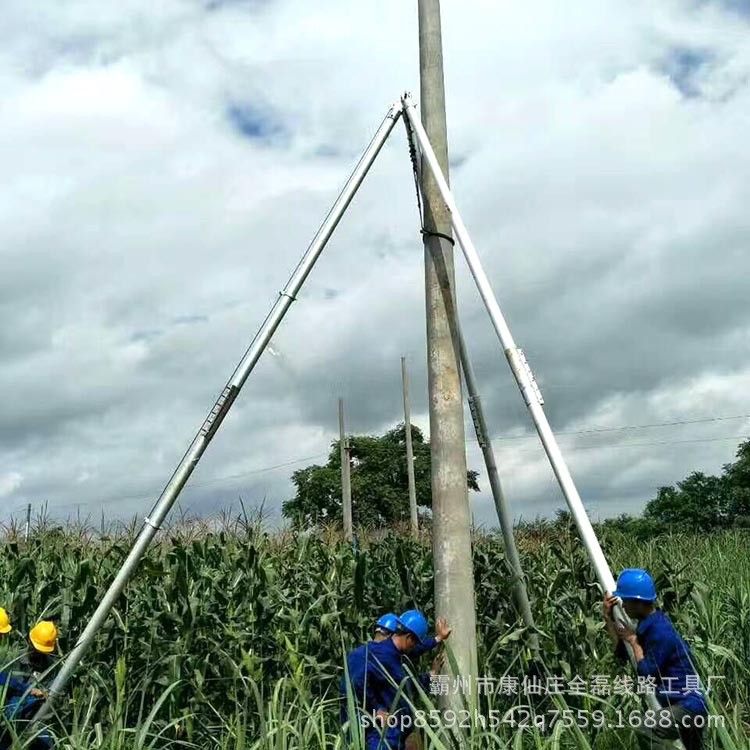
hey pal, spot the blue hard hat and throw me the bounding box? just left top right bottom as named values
left=397, top=609, right=429, bottom=643
left=375, top=613, right=399, bottom=633
left=613, top=568, right=657, bottom=602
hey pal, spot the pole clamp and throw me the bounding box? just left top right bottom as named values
left=200, top=384, right=240, bottom=440
left=143, top=516, right=161, bottom=531
left=506, top=348, right=544, bottom=406
left=387, top=101, right=404, bottom=120
left=467, top=396, right=488, bottom=449
left=279, top=290, right=297, bottom=302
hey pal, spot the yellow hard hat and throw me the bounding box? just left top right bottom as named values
left=30, top=621, right=58, bottom=653
left=0, top=608, right=11, bottom=634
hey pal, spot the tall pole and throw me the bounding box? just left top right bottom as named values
left=339, top=398, right=353, bottom=543
left=418, top=0, right=478, bottom=704
left=401, top=357, right=419, bottom=537
left=24, top=503, right=31, bottom=542
left=458, top=332, right=540, bottom=661
left=31, top=103, right=403, bottom=723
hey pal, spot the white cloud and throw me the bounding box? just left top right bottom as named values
left=0, top=472, right=23, bottom=498
left=1, top=0, right=749, bottom=526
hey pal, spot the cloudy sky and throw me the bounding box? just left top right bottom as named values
left=1, top=0, right=749, bottom=529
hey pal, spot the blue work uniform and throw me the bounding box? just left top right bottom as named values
left=2, top=653, right=55, bottom=750
left=341, top=638, right=433, bottom=750
left=0, top=670, right=50, bottom=750
left=616, top=610, right=707, bottom=715
left=409, top=636, right=438, bottom=659
left=0, top=670, right=30, bottom=697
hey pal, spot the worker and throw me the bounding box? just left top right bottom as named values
left=340, top=612, right=411, bottom=732
left=604, top=568, right=707, bottom=750
left=341, top=609, right=449, bottom=750
left=0, top=610, right=11, bottom=638
left=373, top=612, right=452, bottom=651
left=0, top=609, right=29, bottom=682
left=0, top=609, right=13, bottom=667
left=373, top=613, right=400, bottom=642
left=2, top=621, right=60, bottom=750
left=0, top=616, right=47, bottom=750
left=24, top=621, right=59, bottom=681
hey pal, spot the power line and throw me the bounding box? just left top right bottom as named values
left=495, top=433, right=749, bottom=455
left=24, top=452, right=330, bottom=514
left=484, top=412, right=750, bottom=444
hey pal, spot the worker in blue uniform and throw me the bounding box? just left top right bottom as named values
left=373, top=613, right=400, bottom=643
left=0, top=660, right=48, bottom=749
left=372, top=612, right=449, bottom=653
left=1, top=621, right=59, bottom=750
left=604, top=568, right=707, bottom=750
left=341, top=610, right=450, bottom=750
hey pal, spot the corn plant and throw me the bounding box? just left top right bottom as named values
left=0, top=516, right=746, bottom=748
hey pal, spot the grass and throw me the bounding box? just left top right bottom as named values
left=0, top=514, right=747, bottom=748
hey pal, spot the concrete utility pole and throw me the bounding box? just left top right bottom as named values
left=338, top=398, right=353, bottom=542
left=401, top=357, right=419, bottom=537
left=458, top=332, right=540, bottom=661
left=418, top=0, right=478, bottom=704
left=24, top=503, right=31, bottom=542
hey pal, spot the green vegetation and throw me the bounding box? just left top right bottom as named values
left=282, top=424, right=479, bottom=528
left=605, top=440, right=750, bottom=536
left=0, top=515, right=747, bottom=749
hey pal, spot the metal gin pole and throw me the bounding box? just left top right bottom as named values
left=459, top=330, right=540, bottom=661
left=33, top=102, right=404, bottom=720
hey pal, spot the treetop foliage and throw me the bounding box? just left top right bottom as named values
left=602, top=439, right=750, bottom=536
left=281, top=423, right=479, bottom=529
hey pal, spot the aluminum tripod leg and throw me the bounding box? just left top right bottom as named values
left=404, top=91, right=615, bottom=591
left=459, top=329, right=540, bottom=661
left=402, top=93, right=668, bottom=717
left=32, top=101, right=404, bottom=723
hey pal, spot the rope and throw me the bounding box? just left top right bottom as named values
left=403, top=116, right=456, bottom=247
left=421, top=228, right=455, bottom=245
left=403, top=113, right=423, bottom=224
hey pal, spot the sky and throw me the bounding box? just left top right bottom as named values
left=1, top=0, right=749, bottom=529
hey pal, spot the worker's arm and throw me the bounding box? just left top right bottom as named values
left=632, top=637, right=669, bottom=679
left=415, top=651, right=445, bottom=693
left=619, top=626, right=670, bottom=678
left=366, top=650, right=396, bottom=719
left=342, top=647, right=371, bottom=711
left=410, top=617, right=452, bottom=658
left=409, top=636, right=438, bottom=658
left=602, top=594, right=621, bottom=647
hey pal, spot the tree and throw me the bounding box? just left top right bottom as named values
left=644, top=472, right=728, bottom=529
left=282, top=423, right=480, bottom=528
left=641, top=439, right=750, bottom=530
left=724, top=440, right=750, bottom=525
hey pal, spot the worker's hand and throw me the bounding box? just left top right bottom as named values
left=603, top=594, right=619, bottom=622
left=614, top=621, right=637, bottom=645
left=30, top=688, right=46, bottom=699
left=434, top=617, right=452, bottom=643
left=430, top=651, right=445, bottom=677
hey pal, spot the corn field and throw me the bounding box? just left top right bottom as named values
left=0, top=515, right=748, bottom=749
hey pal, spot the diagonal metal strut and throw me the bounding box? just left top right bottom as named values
left=32, top=100, right=404, bottom=723
left=402, top=92, right=669, bottom=719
